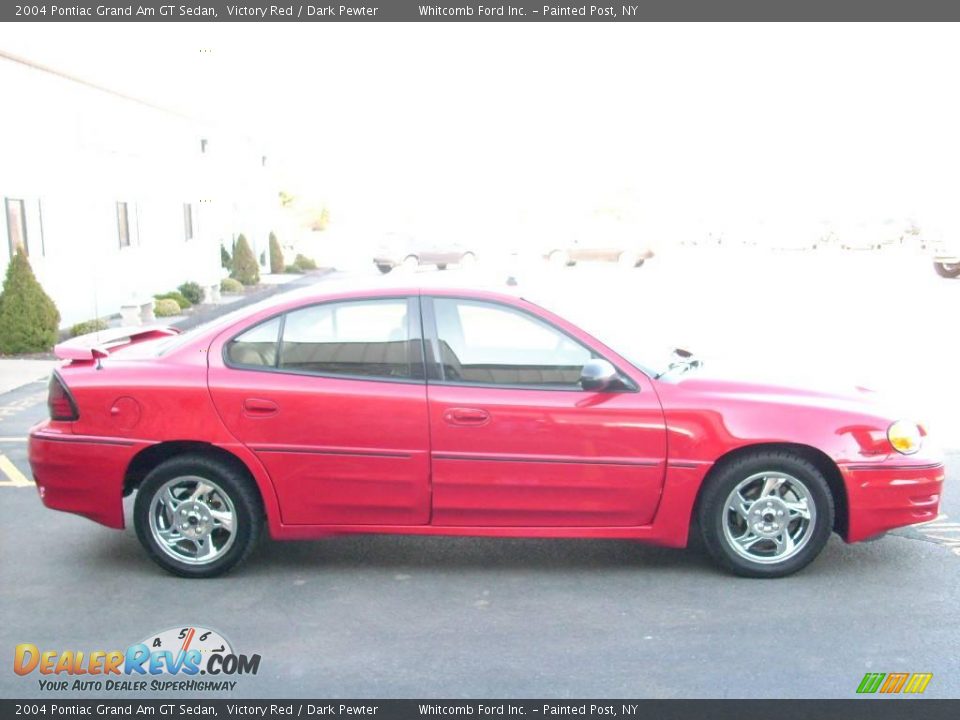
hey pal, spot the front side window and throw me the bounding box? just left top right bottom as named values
left=226, top=299, right=420, bottom=381
left=432, top=298, right=592, bottom=387
left=5, top=198, right=27, bottom=257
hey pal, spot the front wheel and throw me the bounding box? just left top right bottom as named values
left=697, top=451, right=834, bottom=578
left=934, top=261, right=960, bottom=278
left=134, top=455, right=263, bottom=578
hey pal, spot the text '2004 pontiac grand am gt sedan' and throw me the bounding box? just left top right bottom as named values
left=29, top=287, right=944, bottom=578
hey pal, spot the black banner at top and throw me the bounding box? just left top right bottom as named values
left=1, top=700, right=960, bottom=720
left=5, top=0, right=960, bottom=22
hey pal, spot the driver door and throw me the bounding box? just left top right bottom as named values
left=423, top=295, right=667, bottom=527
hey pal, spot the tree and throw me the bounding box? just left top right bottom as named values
left=268, top=232, right=284, bottom=274
left=0, top=249, right=61, bottom=354
left=220, top=243, right=232, bottom=271
left=230, top=234, right=260, bottom=286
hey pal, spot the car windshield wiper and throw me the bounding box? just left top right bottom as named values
left=656, top=348, right=703, bottom=378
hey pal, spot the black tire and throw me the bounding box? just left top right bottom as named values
left=134, top=455, right=263, bottom=578
left=437, top=263, right=448, bottom=270
left=376, top=264, right=393, bottom=274
left=934, top=262, right=960, bottom=278
left=696, top=450, right=834, bottom=578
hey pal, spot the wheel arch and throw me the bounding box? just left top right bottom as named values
left=692, top=441, right=849, bottom=538
left=124, top=441, right=251, bottom=495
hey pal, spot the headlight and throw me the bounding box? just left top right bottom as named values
left=887, top=420, right=923, bottom=455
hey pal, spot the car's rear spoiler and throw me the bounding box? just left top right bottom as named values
left=54, top=325, right=181, bottom=362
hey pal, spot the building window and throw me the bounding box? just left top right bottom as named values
left=117, top=202, right=131, bottom=248
left=5, top=198, right=27, bottom=257
left=183, top=203, right=194, bottom=241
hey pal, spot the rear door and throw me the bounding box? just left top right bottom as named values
left=208, top=296, right=431, bottom=526
left=423, top=295, right=668, bottom=527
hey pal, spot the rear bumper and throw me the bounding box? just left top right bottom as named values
left=841, top=461, right=945, bottom=542
left=28, top=422, right=140, bottom=530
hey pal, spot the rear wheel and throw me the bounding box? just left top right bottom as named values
left=376, top=264, right=393, bottom=274
left=697, top=451, right=834, bottom=578
left=134, top=455, right=263, bottom=578
left=934, top=261, right=960, bottom=278
left=436, top=263, right=448, bottom=270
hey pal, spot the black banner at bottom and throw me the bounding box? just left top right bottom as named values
left=2, top=700, right=958, bottom=720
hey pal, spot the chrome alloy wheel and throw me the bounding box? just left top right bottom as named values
left=148, top=476, right=237, bottom=566
left=721, top=471, right=816, bottom=564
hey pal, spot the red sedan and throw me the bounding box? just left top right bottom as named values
left=29, top=287, right=944, bottom=578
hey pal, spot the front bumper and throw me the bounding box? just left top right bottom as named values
left=841, top=461, right=944, bottom=542
left=28, top=422, right=140, bottom=529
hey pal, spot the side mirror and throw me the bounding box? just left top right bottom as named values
left=579, top=359, right=619, bottom=392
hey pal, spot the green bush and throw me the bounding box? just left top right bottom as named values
left=178, top=281, right=205, bottom=305
left=220, top=277, right=244, bottom=294
left=154, top=298, right=182, bottom=318
left=70, top=319, right=109, bottom=337
left=220, top=244, right=232, bottom=270
left=293, top=253, right=318, bottom=271
left=230, top=234, right=260, bottom=286
left=284, top=264, right=304, bottom=274
left=269, top=232, right=284, bottom=274
left=0, top=249, right=61, bottom=354
left=154, top=291, right=191, bottom=309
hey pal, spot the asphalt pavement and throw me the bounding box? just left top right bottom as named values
left=1, top=251, right=958, bottom=699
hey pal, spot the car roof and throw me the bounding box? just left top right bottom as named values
left=271, top=272, right=526, bottom=305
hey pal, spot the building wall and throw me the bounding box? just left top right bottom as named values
left=0, top=53, right=277, bottom=327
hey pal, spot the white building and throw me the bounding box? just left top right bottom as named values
left=0, top=50, right=279, bottom=328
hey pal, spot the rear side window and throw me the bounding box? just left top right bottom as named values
left=226, top=317, right=282, bottom=367
left=280, top=300, right=415, bottom=379
left=225, top=299, right=421, bottom=381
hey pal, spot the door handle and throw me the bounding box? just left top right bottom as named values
left=243, top=398, right=279, bottom=416
left=443, top=407, right=490, bottom=426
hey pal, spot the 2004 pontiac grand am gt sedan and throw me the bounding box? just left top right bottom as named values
left=29, top=287, right=943, bottom=578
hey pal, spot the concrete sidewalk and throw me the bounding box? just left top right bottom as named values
left=0, top=359, right=58, bottom=395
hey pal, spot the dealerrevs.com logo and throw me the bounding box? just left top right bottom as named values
left=14, top=626, right=261, bottom=692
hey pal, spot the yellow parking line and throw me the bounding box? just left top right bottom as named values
left=0, top=453, right=32, bottom=487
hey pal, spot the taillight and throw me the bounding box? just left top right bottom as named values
left=48, top=373, right=79, bottom=421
